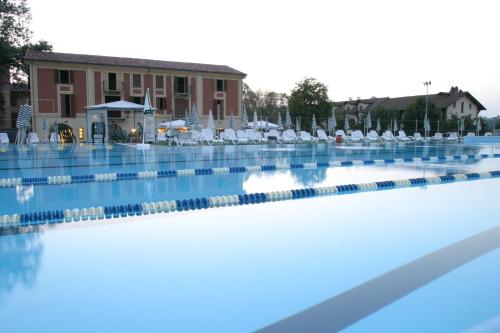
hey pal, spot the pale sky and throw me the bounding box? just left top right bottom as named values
left=30, top=0, right=500, bottom=116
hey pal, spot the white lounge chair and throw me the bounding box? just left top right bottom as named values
left=0, top=132, right=9, bottom=144
left=413, top=133, right=427, bottom=143
left=446, top=132, right=459, bottom=143
left=265, top=129, right=281, bottom=142
left=175, top=131, right=196, bottom=146
left=299, top=131, right=314, bottom=143
left=282, top=129, right=298, bottom=143
left=432, top=132, right=444, bottom=143
left=335, top=130, right=348, bottom=142
left=201, top=129, right=215, bottom=145
left=316, top=129, right=332, bottom=142
left=397, top=130, right=412, bottom=142
left=382, top=131, right=395, bottom=142
left=366, top=130, right=380, bottom=143
left=191, top=130, right=201, bottom=143
left=466, top=132, right=475, bottom=137
left=222, top=128, right=238, bottom=144
left=351, top=130, right=365, bottom=143
left=485, top=132, right=492, bottom=136
left=28, top=132, right=40, bottom=144
left=236, top=130, right=249, bottom=144
left=245, top=129, right=261, bottom=143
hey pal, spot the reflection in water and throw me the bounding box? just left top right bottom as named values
left=0, top=232, right=43, bottom=300
left=16, top=185, right=34, bottom=204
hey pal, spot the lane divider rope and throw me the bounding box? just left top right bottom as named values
left=1, top=153, right=499, bottom=188
left=1, top=170, right=499, bottom=231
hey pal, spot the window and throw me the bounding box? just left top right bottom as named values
left=453, top=101, right=456, bottom=108
left=108, top=72, right=117, bottom=90
left=156, top=75, right=164, bottom=89
left=216, top=79, right=225, bottom=92
left=60, top=94, right=73, bottom=117
left=469, top=103, right=472, bottom=110
left=174, top=77, right=188, bottom=94
left=10, top=94, right=17, bottom=107
left=56, top=69, right=71, bottom=84
left=461, top=102, right=464, bottom=114
left=131, top=96, right=143, bottom=104
left=132, top=74, right=142, bottom=88
left=156, top=97, right=166, bottom=110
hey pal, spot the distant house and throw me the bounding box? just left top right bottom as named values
left=24, top=50, right=246, bottom=138
left=332, top=87, right=486, bottom=124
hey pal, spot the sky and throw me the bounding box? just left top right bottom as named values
left=30, top=0, right=500, bottom=116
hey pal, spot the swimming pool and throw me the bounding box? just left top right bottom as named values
left=1, top=142, right=499, bottom=332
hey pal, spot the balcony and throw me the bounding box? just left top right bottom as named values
left=103, top=80, right=124, bottom=95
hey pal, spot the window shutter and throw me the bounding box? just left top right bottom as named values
left=69, top=70, right=74, bottom=84
left=54, top=70, right=60, bottom=84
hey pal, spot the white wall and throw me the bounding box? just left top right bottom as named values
left=446, top=96, right=479, bottom=119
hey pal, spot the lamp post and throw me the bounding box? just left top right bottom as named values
left=424, top=81, right=431, bottom=137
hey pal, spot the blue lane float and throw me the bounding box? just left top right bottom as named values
left=1, top=153, right=499, bottom=189
left=1, top=170, right=499, bottom=231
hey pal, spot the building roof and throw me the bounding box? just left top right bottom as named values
left=332, top=88, right=486, bottom=112
left=25, top=50, right=246, bottom=77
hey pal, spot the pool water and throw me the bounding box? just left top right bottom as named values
left=1, top=142, right=500, bottom=332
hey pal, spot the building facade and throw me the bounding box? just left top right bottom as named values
left=332, top=87, right=486, bottom=125
left=25, top=50, right=246, bottom=139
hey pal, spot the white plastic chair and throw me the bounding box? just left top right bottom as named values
left=282, top=129, right=298, bottom=143
left=447, top=132, right=459, bottom=143
left=222, top=128, right=238, bottom=144
left=0, top=132, right=9, bottom=144
left=351, top=130, right=365, bottom=142
left=28, top=132, right=40, bottom=144
left=466, top=132, right=475, bottom=137
left=201, top=129, right=215, bottom=145
left=367, top=130, right=380, bottom=142
left=236, top=130, right=249, bottom=143
left=382, top=131, right=395, bottom=142
left=175, top=132, right=196, bottom=146
left=316, top=129, right=332, bottom=142
left=397, top=130, right=412, bottom=142
left=157, top=131, right=167, bottom=143
left=299, top=131, right=314, bottom=143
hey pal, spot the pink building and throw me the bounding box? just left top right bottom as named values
left=25, top=50, right=246, bottom=139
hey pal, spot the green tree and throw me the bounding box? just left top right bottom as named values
left=242, top=83, right=287, bottom=124
left=288, top=78, right=331, bottom=130
left=371, top=107, right=399, bottom=132
left=402, top=97, right=440, bottom=133
left=0, top=0, right=52, bottom=114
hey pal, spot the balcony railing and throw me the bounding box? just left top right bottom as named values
left=103, top=80, right=124, bottom=95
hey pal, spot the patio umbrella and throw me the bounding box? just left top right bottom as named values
left=241, top=105, right=248, bottom=129
left=207, top=110, right=215, bottom=131
left=285, top=107, right=292, bottom=129
left=424, top=115, right=431, bottom=137
left=253, top=111, right=258, bottom=131
left=229, top=112, right=236, bottom=130
left=311, top=113, right=317, bottom=135
left=15, top=104, right=33, bottom=144
left=437, top=119, right=440, bottom=133
left=296, top=116, right=301, bottom=132
left=344, top=112, right=350, bottom=132
left=184, top=108, right=191, bottom=130
left=143, top=88, right=155, bottom=144
left=42, top=117, right=48, bottom=142
left=265, top=117, right=269, bottom=131
left=331, top=109, right=337, bottom=131
left=277, top=112, right=283, bottom=130
left=476, top=117, right=482, bottom=136
left=393, top=118, right=398, bottom=133
left=327, top=117, right=333, bottom=136
left=376, top=118, right=381, bottom=133
left=365, top=111, right=372, bottom=131
left=191, top=103, right=200, bottom=130
left=459, top=117, right=465, bottom=135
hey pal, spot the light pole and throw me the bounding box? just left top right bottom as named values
left=424, top=81, right=431, bottom=137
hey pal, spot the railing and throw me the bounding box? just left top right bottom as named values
left=103, top=80, right=124, bottom=94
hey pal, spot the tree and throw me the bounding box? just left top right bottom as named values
left=288, top=78, right=331, bottom=131
left=0, top=0, right=52, bottom=114
left=242, top=83, right=287, bottom=124
left=402, top=97, right=440, bottom=132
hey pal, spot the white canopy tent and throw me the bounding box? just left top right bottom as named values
left=247, top=121, right=279, bottom=130
left=157, top=119, right=186, bottom=129
left=85, top=101, right=145, bottom=143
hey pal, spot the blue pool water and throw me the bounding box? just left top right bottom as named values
left=1, top=142, right=500, bottom=332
